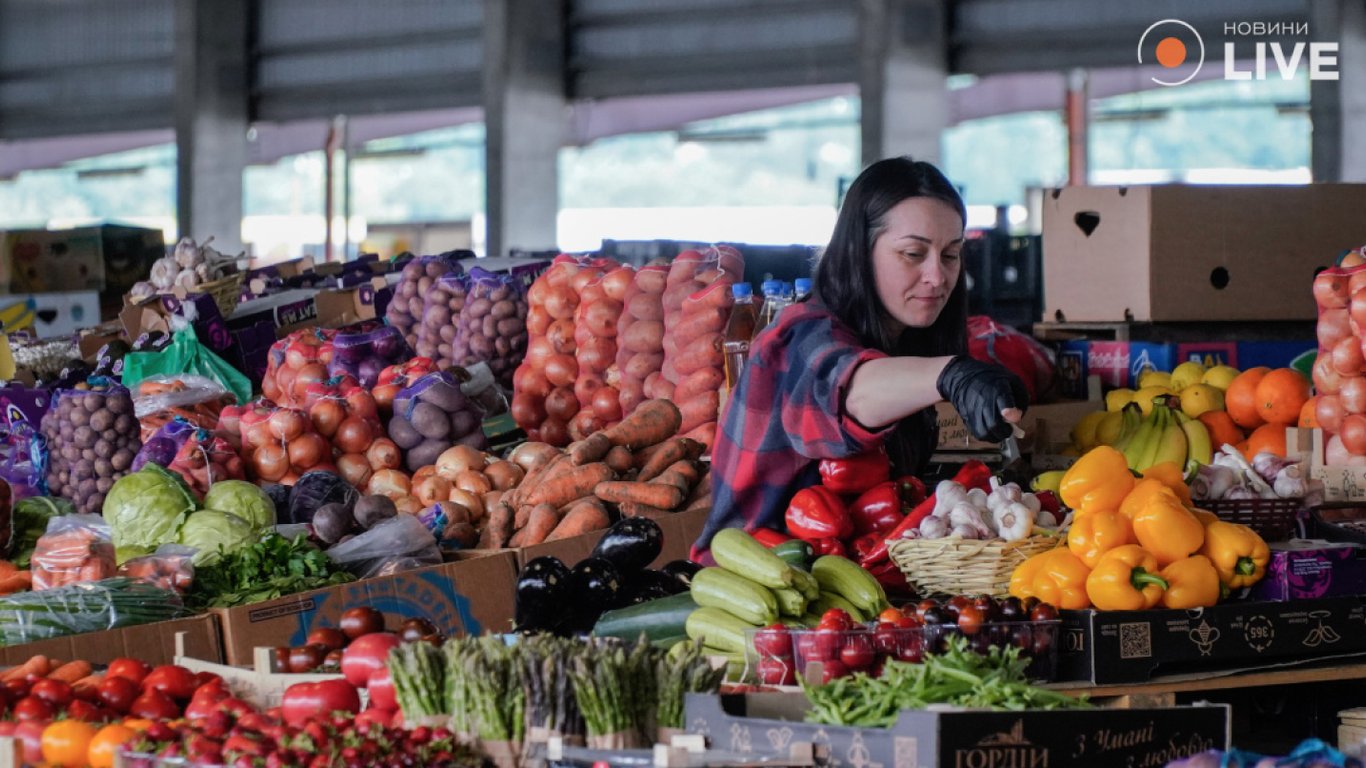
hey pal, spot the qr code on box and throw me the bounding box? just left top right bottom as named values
left=1119, top=622, right=1153, bottom=660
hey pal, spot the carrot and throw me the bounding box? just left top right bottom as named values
left=523, top=463, right=614, bottom=509
left=71, top=674, right=104, bottom=698
left=568, top=432, right=613, bottom=466
left=652, top=460, right=701, bottom=494
left=602, top=399, right=682, bottom=450
left=604, top=445, right=634, bottom=475
left=680, top=422, right=717, bottom=451
left=637, top=438, right=703, bottom=482
left=2, top=655, right=50, bottom=682
left=0, top=571, right=30, bottom=594
left=509, top=503, right=557, bottom=547
left=47, top=660, right=93, bottom=685
left=594, top=480, right=685, bottom=510
left=477, top=502, right=515, bottom=549
left=517, top=503, right=562, bottom=547
left=685, top=470, right=712, bottom=506
left=546, top=499, right=611, bottom=542
left=507, top=452, right=571, bottom=509
left=618, top=501, right=675, bottom=519
left=0, top=561, right=17, bottom=579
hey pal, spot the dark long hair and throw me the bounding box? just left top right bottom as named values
left=813, top=157, right=970, bottom=472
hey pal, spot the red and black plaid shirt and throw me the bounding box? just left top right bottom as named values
left=692, top=301, right=898, bottom=559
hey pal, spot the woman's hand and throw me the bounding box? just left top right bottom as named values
left=936, top=356, right=1029, bottom=442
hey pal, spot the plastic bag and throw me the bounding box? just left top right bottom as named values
left=661, top=246, right=743, bottom=448
left=133, top=418, right=244, bottom=497
left=569, top=265, right=634, bottom=439
left=122, top=326, right=252, bottom=407
left=1313, top=253, right=1366, bottom=460
left=133, top=374, right=235, bottom=441
left=40, top=382, right=142, bottom=515
left=324, top=514, right=441, bottom=579
left=511, top=254, right=611, bottom=446
left=261, top=328, right=336, bottom=408
left=0, top=421, right=47, bottom=500
left=0, top=577, right=187, bottom=644
left=117, top=543, right=195, bottom=595
left=614, top=264, right=668, bottom=417
left=454, top=267, right=530, bottom=387
left=415, top=272, right=469, bottom=368
left=328, top=325, right=412, bottom=389
left=372, top=357, right=441, bottom=419
left=384, top=252, right=467, bottom=350
left=31, top=513, right=117, bottom=590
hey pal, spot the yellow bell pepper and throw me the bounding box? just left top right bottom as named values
left=1191, top=508, right=1220, bottom=527
left=1119, top=478, right=1179, bottom=520
left=1009, top=547, right=1092, bottom=610
left=1200, top=520, right=1270, bottom=588
left=1086, top=545, right=1168, bottom=611
left=1059, top=446, right=1135, bottom=513
left=1132, top=492, right=1206, bottom=567
left=1067, top=508, right=1135, bottom=568
left=1141, top=461, right=1193, bottom=507
left=1159, top=555, right=1223, bottom=609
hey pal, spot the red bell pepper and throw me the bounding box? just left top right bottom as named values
left=849, top=482, right=904, bottom=538
left=750, top=528, right=793, bottom=548
left=850, top=533, right=884, bottom=561
left=865, top=559, right=910, bottom=593
left=818, top=450, right=890, bottom=496
left=808, top=537, right=847, bottom=557
left=858, top=460, right=995, bottom=568
left=785, top=486, right=851, bottom=541
left=1035, top=490, right=1062, bottom=516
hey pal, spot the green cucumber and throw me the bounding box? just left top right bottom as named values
left=772, top=540, right=814, bottom=571
left=773, top=587, right=808, bottom=618
left=685, top=607, right=758, bottom=655
left=691, top=568, right=778, bottom=626
left=592, top=592, right=696, bottom=641
left=711, top=529, right=795, bottom=589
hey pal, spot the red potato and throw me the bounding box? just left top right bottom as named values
left=626, top=293, right=665, bottom=321
left=621, top=321, right=665, bottom=353
left=625, top=352, right=665, bottom=380
left=674, top=333, right=724, bottom=376
left=635, top=268, right=667, bottom=294
left=619, top=383, right=646, bottom=415
left=678, top=391, right=721, bottom=434
left=671, top=307, right=728, bottom=342
left=681, top=422, right=718, bottom=450
left=581, top=299, right=622, bottom=337
left=674, top=366, right=725, bottom=404
left=687, top=280, right=736, bottom=309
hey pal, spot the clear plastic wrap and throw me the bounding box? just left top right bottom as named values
left=0, top=577, right=187, bottom=644
left=31, top=513, right=117, bottom=590
left=454, top=267, right=530, bottom=387
left=613, top=263, right=668, bottom=419
left=415, top=272, right=470, bottom=368
left=328, top=325, right=413, bottom=389
left=117, top=543, right=195, bottom=595
left=133, top=374, right=235, bottom=442
left=569, top=264, right=634, bottom=439
left=324, top=514, right=441, bottom=579
left=40, top=382, right=142, bottom=515
left=384, top=253, right=466, bottom=350
left=661, top=246, right=743, bottom=448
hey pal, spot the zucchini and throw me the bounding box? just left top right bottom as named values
left=812, top=591, right=867, bottom=622
left=772, top=540, right=814, bottom=571
left=812, top=556, right=888, bottom=616
left=592, top=592, right=696, bottom=641
left=685, top=607, right=757, bottom=655
left=691, top=568, right=778, bottom=626
left=773, top=588, right=808, bottom=618
left=711, top=529, right=795, bottom=589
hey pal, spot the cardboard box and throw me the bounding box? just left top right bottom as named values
left=177, top=640, right=358, bottom=710
left=1059, top=596, right=1366, bottom=684
left=0, top=385, right=53, bottom=430
left=1296, top=428, right=1366, bottom=503
left=2, top=229, right=105, bottom=294
left=214, top=552, right=519, bottom=665
left=1042, top=184, right=1366, bottom=322
left=684, top=693, right=1230, bottom=768
left=1251, top=541, right=1366, bottom=602
left=0, top=614, right=222, bottom=667
left=0, top=291, right=101, bottom=339
left=935, top=398, right=1102, bottom=459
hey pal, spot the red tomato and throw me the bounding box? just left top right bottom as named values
left=29, top=679, right=72, bottom=708
left=751, top=625, right=793, bottom=659
left=340, top=633, right=401, bottom=688
left=106, top=658, right=150, bottom=685
left=817, top=609, right=853, bottom=631
left=2, top=679, right=30, bottom=700
left=755, top=657, right=796, bottom=686
left=280, top=680, right=360, bottom=727
left=14, top=719, right=45, bottom=765
left=366, top=668, right=397, bottom=711
left=142, top=665, right=198, bottom=702
left=96, top=677, right=140, bottom=714
left=12, top=696, right=53, bottom=722
left=129, top=690, right=181, bottom=720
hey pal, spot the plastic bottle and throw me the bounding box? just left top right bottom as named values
left=756, top=280, right=785, bottom=332
left=794, top=278, right=812, bottom=302
left=722, top=283, right=758, bottom=407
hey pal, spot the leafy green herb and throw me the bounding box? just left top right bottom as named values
left=187, top=532, right=353, bottom=609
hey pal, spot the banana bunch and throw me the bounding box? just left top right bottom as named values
left=1112, top=396, right=1213, bottom=473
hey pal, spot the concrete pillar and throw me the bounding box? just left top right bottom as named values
left=483, top=0, right=565, bottom=258
left=858, top=0, right=950, bottom=167
left=174, top=0, right=249, bottom=254
left=1311, top=0, right=1366, bottom=182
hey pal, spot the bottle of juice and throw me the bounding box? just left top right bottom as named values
left=722, top=283, right=758, bottom=407
left=794, top=277, right=812, bottom=302
left=756, top=280, right=784, bottom=332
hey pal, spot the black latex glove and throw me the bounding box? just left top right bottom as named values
left=936, top=356, right=1029, bottom=442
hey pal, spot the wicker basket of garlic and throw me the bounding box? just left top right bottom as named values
left=127, top=237, right=245, bottom=318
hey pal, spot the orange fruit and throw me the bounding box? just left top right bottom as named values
left=1255, top=368, right=1311, bottom=425
left=1300, top=397, right=1321, bottom=429
left=42, top=719, right=97, bottom=768
left=1198, top=410, right=1245, bottom=451
left=1225, top=367, right=1271, bottom=430
left=88, top=724, right=138, bottom=768
left=1245, top=423, right=1288, bottom=458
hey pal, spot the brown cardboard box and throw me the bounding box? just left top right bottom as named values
left=214, top=552, right=519, bottom=665
left=936, top=399, right=1101, bottom=457
left=0, top=614, right=222, bottom=667
left=1294, top=427, right=1366, bottom=502
left=1042, top=184, right=1366, bottom=322
left=1, top=228, right=106, bottom=293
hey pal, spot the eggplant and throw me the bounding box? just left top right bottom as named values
left=618, top=568, right=687, bottom=606
left=565, top=557, right=623, bottom=633
left=515, top=556, right=572, bottom=633
left=590, top=517, right=663, bottom=573
left=660, top=559, right=703, bottom=588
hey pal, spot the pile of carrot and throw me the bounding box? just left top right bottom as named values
left=0, top=561, right=33, bottom=596
left=480, top=399, right=711, bottom=548
left=1, top=654, right=100, bottom=694
left=137, top=378, right=235, bottom=442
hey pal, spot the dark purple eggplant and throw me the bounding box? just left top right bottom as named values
left=515, top=556, right=572, bottom=633
left=618, top=568, right=687, bottom=606
left=565, top=556, right=623, bottom=633
left=659, top=559, right=702, bottom=588
left=589, top=517, right=663, bottom=573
